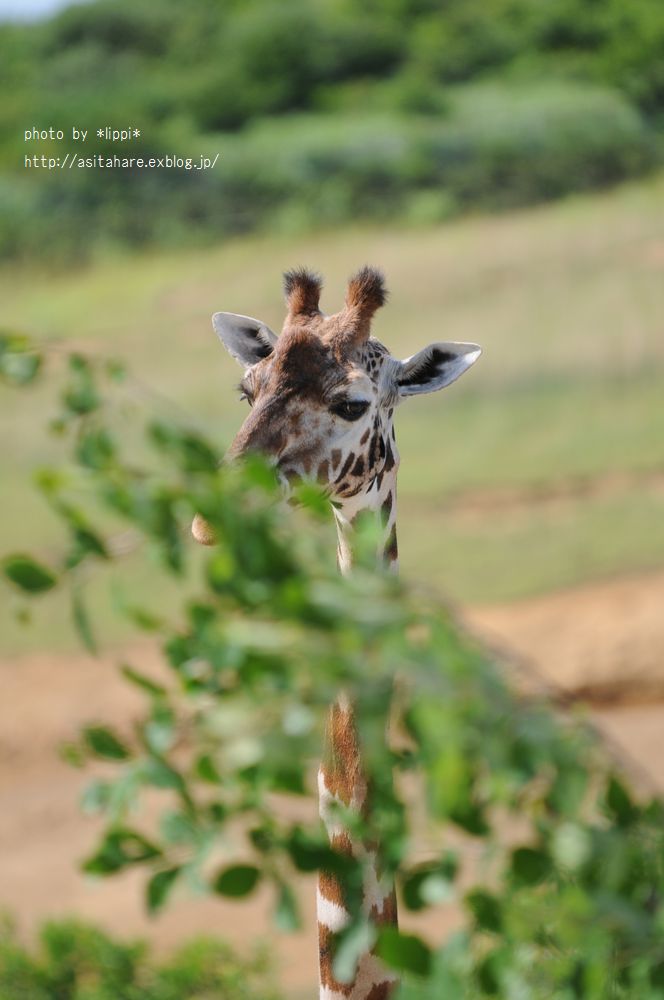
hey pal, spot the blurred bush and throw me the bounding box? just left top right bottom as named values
left=0, top=0, right=662, bottom=262
left=0, top=918, right=280, bottom=1000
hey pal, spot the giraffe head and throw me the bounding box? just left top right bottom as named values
left=192, top=266, right=480, bottom=547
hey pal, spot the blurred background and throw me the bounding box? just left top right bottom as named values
left=1, top=0, right=663, bottom=995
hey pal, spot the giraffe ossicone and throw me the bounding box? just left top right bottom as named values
left=192, top=266, right=481, bottom=1000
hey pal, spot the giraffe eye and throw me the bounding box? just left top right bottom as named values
left=330, top=399, right=370, bottom=422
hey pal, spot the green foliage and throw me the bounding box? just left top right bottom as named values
left=214, top=864, right=262, bottom=898
left=2, top=554, right=57, bottom=593
left=0, top=331, right=42, bottom=386
left=0, top=918, right=280, bottom=1000
left=4, top=335, right=664, bottom=997
left=1, top=0, right=662, bottom=262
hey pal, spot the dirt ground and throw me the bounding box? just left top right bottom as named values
left=1, top=569, right=664, bottom=995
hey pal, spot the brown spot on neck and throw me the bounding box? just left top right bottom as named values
left=384, top=523, right=398, bottom=564
left=352, top=455, right=365, bottom=477
left=381, top=492, right=393, bottom=526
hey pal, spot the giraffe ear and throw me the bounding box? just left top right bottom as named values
left=212, top=312, right=278, bottom=369
left=397, top=342, right=481, bottom=396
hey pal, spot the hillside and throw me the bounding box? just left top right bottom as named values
left=1, top=173, right=663, bottom=652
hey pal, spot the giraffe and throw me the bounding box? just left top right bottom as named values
left=192, top=266, right=481, bottom=1000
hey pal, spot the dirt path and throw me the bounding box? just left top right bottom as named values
left=1, top=569, right=663, bottom=993
left=466, top=568, right=664, bottom=706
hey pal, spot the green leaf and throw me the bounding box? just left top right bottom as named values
left=62, top=354, right=99, bottom=415
left=274, top=881, right=301, bottom=932
left=143, top=705, right=176, bottom=754
left=375, top=927, right=432, bottom=976
left=60, top=742, right=85, bottom=768
left=81, top=779, right=112, bottom=815
left=466, top=890, right=503, bottom=933
left=271, top=765, right=306, bottom=795
left=402, top=858, right=457, bottom=911
left=3, top=554, right=57, bottom=593
left=478, top=948, right=505, bottom=994
left=1, top=351, right=41, bottom=385
left=333, top=921, right=376, bottom=985
left=75, top=427, right=115, bottom=470
left=510, top=846, right=551, bottom=887
left=547, top=765, right=588, bottom=816
left=121, top=664, right=166, bottom=697
left=141, top=757, right=185, bottom=793
left=206, top=802, right=228, bottom=824
left=83, top=828, right=162, bottom=875
left=160, top=811, right=197, bottom=845
left=147, top=866, right=181, bottom=914
left=72, top=588, right=97, bottom=654
left=605, top=775, right=638, bottom=827
left=449, top=800, right=489, bottom=837
left=213, top=864, right=262, bottom=898
left=82, top=725, right=130, bottom=761
left=0, top=332, right=42, bottom=385
left=249, top=825, right=275, bottom=853
left=286, top=827, right=352, bottom=875
left=111, top=583, right=164, bottom=631
left=196, top=753, right=221, bottom=784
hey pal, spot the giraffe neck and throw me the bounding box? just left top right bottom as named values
left=332, top=470, right=399, bottom=577
left=318, top=467, right=400, bottom=1000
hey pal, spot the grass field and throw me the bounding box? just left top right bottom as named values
left=1, top=174, right=664, bottom=652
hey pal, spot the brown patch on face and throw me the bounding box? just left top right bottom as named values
left=335, top=451, right=355, bottom=483
left=360, top=428, right=370, bottom=446
left=317, top=459, right=329, bottom=483
left=384, top=439, right=395, bottom=472
left=228, top=328, right=349, bottom=462
left=271, top=330, right=339, bottom=399
left=367, top=432, right=379, bottom=471
left=352, top=455, right=365, bottom=477
left=287, top=409, right=303, bottom=433
left=331, top=448, right=342, bottom=471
